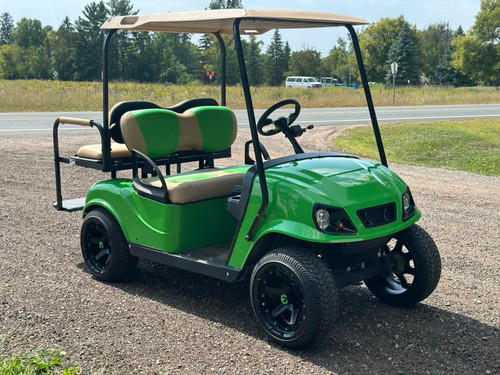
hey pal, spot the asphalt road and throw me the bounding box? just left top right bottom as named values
left=0, top=103, right=499, bottom=135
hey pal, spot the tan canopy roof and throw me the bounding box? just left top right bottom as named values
left=101, top=9, right=368, bottom=35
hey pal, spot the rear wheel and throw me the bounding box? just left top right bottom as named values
left=364, top=224, right=441, bottom=306
left=250, top=247, right=339, bottom=348
left=81, top=208, right=138, bottom=281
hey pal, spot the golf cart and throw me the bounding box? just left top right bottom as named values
left=53, top=9, right=441, bottom=348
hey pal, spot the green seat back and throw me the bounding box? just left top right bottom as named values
left=120, top=106, right=237, bottom=158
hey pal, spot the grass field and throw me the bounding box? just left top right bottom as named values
left=332, top=119, right=500, bottom=176
left=0, top=79, right=499, bottom=112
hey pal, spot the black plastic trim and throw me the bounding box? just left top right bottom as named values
left=129, top=243, right=242, bottom=282
left=402, top=186, right=416, bottom=221
left=357, top=202, right=397, bottom=228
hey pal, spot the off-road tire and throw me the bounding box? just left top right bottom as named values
left=250, top=247, right=339, bottom=348
left=364, top=224, right=441, bottom=306
left=80, top=207, right=138, bottom=282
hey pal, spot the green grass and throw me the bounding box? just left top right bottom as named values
left=332, top=119, right=500, bottom=176
left=0, top=79, right=499, bottom=112
left=0, top=349, right=78, bottom=375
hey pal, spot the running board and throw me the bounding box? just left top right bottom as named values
left=53, top=197, right=86, bottom=212
left=129, top=243, right=243, bottom=282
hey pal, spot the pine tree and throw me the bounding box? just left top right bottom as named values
left=246, top=35, right=263, bottom=85
left=51, top=17, right=76, bottom=80
left=282, top=41, right=291, bottom=74
left=106, top=0, right=138, bottom=80
left=74, top=1, right=109, bottom=81
left=385, top=23, right=421, bottom=86
left=0, top=13, right=14, bottom=45
left=265, top=29, right=286, bottom=86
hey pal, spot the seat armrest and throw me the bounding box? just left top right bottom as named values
left=131, top=149, right=170, bottom=204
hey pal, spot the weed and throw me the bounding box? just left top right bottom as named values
left=0, top=347, right=79, bottom=375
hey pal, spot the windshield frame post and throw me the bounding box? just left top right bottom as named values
left=102, top=29, right=116, bottom=171
left=233, top=18, right=269, bottom=241
left=213, top=33, right=227, bottom=106
left=346, top=24, right=388, bottom=167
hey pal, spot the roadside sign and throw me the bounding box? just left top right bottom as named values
left=391, top=62, right=398, bottom=75
left=391, top=62, right=398, bottom=103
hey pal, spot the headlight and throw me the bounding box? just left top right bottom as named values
left=402, top=187, right=416, bottom=221
left=403, top=192, right=411, bottom=211
left=315, top=209, right=330, bottom=230
left=313, top=205, right=357, bottom=235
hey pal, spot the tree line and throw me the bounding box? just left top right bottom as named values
left=0, top=0, right=498, bottom=86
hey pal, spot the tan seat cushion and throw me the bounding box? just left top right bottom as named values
left=142, top=166, right=249, bottom=204
left=77, top=143, right=131, bottom=159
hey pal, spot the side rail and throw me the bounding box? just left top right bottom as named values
left=53, top=117, right=103, bottom=211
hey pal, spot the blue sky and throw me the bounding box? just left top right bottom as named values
left=0, top=0, right=481, bottom=55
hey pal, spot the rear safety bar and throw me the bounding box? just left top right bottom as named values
left=53, top=117, right=103, bottom=211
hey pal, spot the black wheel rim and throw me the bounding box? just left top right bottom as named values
left=83, top=218, right=111, bottom=275
left=381, top=239, right=417, bottom=295
left=253, top=263, right=308, bottom=340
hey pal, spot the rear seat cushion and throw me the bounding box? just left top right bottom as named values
left=142, top=166, right=249, bottom=204
left=77, top=143, right=131, bottom=159
left=120, top=106, right=237, bottom=158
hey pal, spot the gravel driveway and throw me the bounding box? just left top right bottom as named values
left=0, top=126, right=498, bottom=374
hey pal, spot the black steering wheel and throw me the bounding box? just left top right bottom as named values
left=257, top=99, right=301, bottom=136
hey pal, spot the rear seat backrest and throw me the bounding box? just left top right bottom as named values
left=109, top=98, right=219, bottom=144
left=120, top=106, right=237, bottom=158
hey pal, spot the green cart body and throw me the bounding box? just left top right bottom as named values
left=53, top=9, right=441, bottom=348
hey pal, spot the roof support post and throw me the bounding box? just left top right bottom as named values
left=346, top=25, right=388, bottom=167
left=233, top=18, right=269, bottom=241
left=102, top=30, right=116, bottom=171
left=213, top=33, right=227, bottom=106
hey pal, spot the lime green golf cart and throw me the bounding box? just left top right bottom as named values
left=53, top=9, right=441, bottom=348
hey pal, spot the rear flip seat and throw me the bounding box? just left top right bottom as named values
left=121, top=106, right=247, bottom=204
left=77, top=143, right=131, bottom=159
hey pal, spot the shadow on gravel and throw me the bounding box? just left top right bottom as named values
left=95, top=261, right=499, bottom=375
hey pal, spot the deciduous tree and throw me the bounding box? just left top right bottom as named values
left=452, top=0, right=499, bottom=85
left=289, top=49, right=322, bottom=77
left=359, top=16, right=413, bottom=83
left=11, top=18, right=46, bottom=49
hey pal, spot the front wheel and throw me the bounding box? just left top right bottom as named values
left=80, top=207, right=138, bottom=282
left=250, top=247, right=339, bottom=348
left=364, top=224, right=441, bottom=306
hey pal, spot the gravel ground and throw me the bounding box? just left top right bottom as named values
left=0, top=126, right=499, bottom=374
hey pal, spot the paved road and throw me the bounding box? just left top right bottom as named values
left=0, top=104, right=499, bottom=135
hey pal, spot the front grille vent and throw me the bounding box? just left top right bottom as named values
left=357, top=203, right=396, bottom=228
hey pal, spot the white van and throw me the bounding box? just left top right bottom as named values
left=285, top=76, right=322, bottom=88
